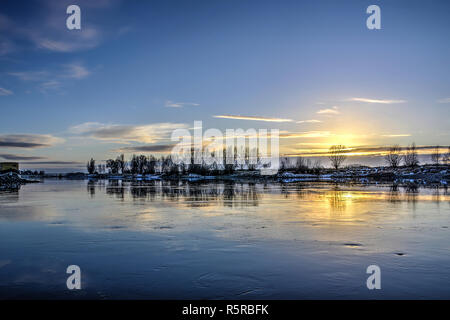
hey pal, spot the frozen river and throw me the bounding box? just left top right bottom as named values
left=0, top=179, right=449, bottom=299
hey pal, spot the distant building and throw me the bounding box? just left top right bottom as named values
left=0, top=162, right=19, bottom=172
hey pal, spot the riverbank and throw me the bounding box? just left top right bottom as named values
left=0, top=172, right=41, bottom=190
left=3, top=165, right=448, bottom=191
left=63, top=164, right=450, bottom=185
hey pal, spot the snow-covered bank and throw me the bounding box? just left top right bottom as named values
left=42, top=165, right=450, bottom=186
left=0, top=172, right=40, bottom=190
left=325, top=165, right=450, bottom=185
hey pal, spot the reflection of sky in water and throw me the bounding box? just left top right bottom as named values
left=0, top=180, right=449, bottom=299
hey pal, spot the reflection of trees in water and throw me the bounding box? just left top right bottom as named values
left=222, top=181, right=236, bottom=205
left=183, top=182, right=260, bottom=207
left=280, top=184, right=290, bottom=199
left=87, top=179, right=107, bottom=199
left=279, top=184, right=309, bottom=200
left=327, top=185, right=346, bottom=213
left=387, top=184, right=419, bottom=206
left=388, top=184, right=401, bottom=204
left=87, top=180, right=450, bottom=208
left=404, top=184, right=419, bottom=194
left=130, top=181, right=158, bottom=201
left=444, top=185, right=449, bottom=209
left=97, top=180, right=261, bottom=207
left=431, top=186, right=441, bottom=206
left=87, top=180, right=96, bottom=198
left=0, top=189, right=20, bottom=202
left=234, top=182, right=259, bottom=207
left=403, top=184, right=419, bottom=212
left=106, top=180, right=125, bottom=201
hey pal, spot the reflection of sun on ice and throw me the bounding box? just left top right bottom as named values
left=323, top=190, right=369, bottom=219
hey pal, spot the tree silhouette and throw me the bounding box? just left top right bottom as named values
left=328, top=145, right=347, bottom=170
left=404, top=143, right=419, bottom=167
left=385, top=145, right=402, bottom=168
left=86, top=158, right=96, bottom=174
left=431, top=146, right=441, bottom=165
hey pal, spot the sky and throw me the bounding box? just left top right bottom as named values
left=0, top=0, right=449, bottom=172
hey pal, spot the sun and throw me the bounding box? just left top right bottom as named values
left=326, top=133, right=361, bottom=149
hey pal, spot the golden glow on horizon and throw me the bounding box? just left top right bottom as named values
left=283, top=146, right=448, bottom=158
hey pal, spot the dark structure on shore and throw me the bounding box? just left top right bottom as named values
left=0, top=162, right=19, bottom=172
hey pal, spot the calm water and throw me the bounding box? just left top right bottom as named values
left=0, top=179, right=449, bottom=299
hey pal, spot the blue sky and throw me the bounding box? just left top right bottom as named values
left=0, top=0, right=449, bottom=171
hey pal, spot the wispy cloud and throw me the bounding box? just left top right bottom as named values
left=9, top=63, right=90, bottom=93
left=350, top=97, right=406, bottom=104
left=0, top=14, right=16, bottom=56
left=0, top=153, right=46, bottom=161
left=165, top=100, right=200, bottom=108
left=381, top=134, right=411, bottom=137
left=296, top=119, right=322, bottom=124
left=317, top=106, right=339, bottom=115
left=40, top=80, right=61, bottom=92
left=280, top=131, right=332, bottom=139
left=0, top=38, right=15, bottom=56
left=0, top=0, right=111, bottom=56
left=70, top=122, right=187, bottom=144
left=8, top=71, right=49, bottom=81
left=0, top=134, right=63, bottom=148
left=118, top=25, right=133, bottom=36
left=63, top=63, right=90, bottom=79
left=437, top=97, right=450, bottom=103
left=11, top=64, right=90, bottom=81
left=0, top=87, right=13, bottom=96
left=115, top=144, right=174, bottom=153
left=35, top=27, right=101, bottom=53
left=37, top=39, right=74, bottom=52
left=214, top=115, right=293, bottom=122
left=22, top=161, right=83, bottom=165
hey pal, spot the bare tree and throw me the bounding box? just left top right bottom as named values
left=130, top=155, right=139, bottom=174
left=431, top=146, right=441, bottom=165
left=328, top=145, right=347, bottom=170
left=295, top=157, right=308, bottom=173
left=222, top=146, right=236, bottom=174
left=444, top=146, right=450, bottom=165
left=404, top=143, right=419, bottom=167
left=385, top=145, right=402, bottom=168
left=161, top=156, right=174, bottom=174
left=106, top=159, right=119, bottom=174
left=97, top=164, right=106, bottom=174
left=137, top=155, right=147, bottom=174
left=246, top=147, right=260, bottom=171
left=116, top=154, right=126, bottom=174
left=86, top=158, right=96, bottom=174
left=147, top=155, right=157, bottom=174
left=312, top=159, right=322, bottom=174
left=279, top=157, right=288, bottom=172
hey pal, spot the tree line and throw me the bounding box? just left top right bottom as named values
left=328, top=143, right=450, bottom=170
left=384, top=144, right=450, bottom=168
left=87, top=144, right=450, bottom=175
left=86, top=146, right=265, bottom=175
